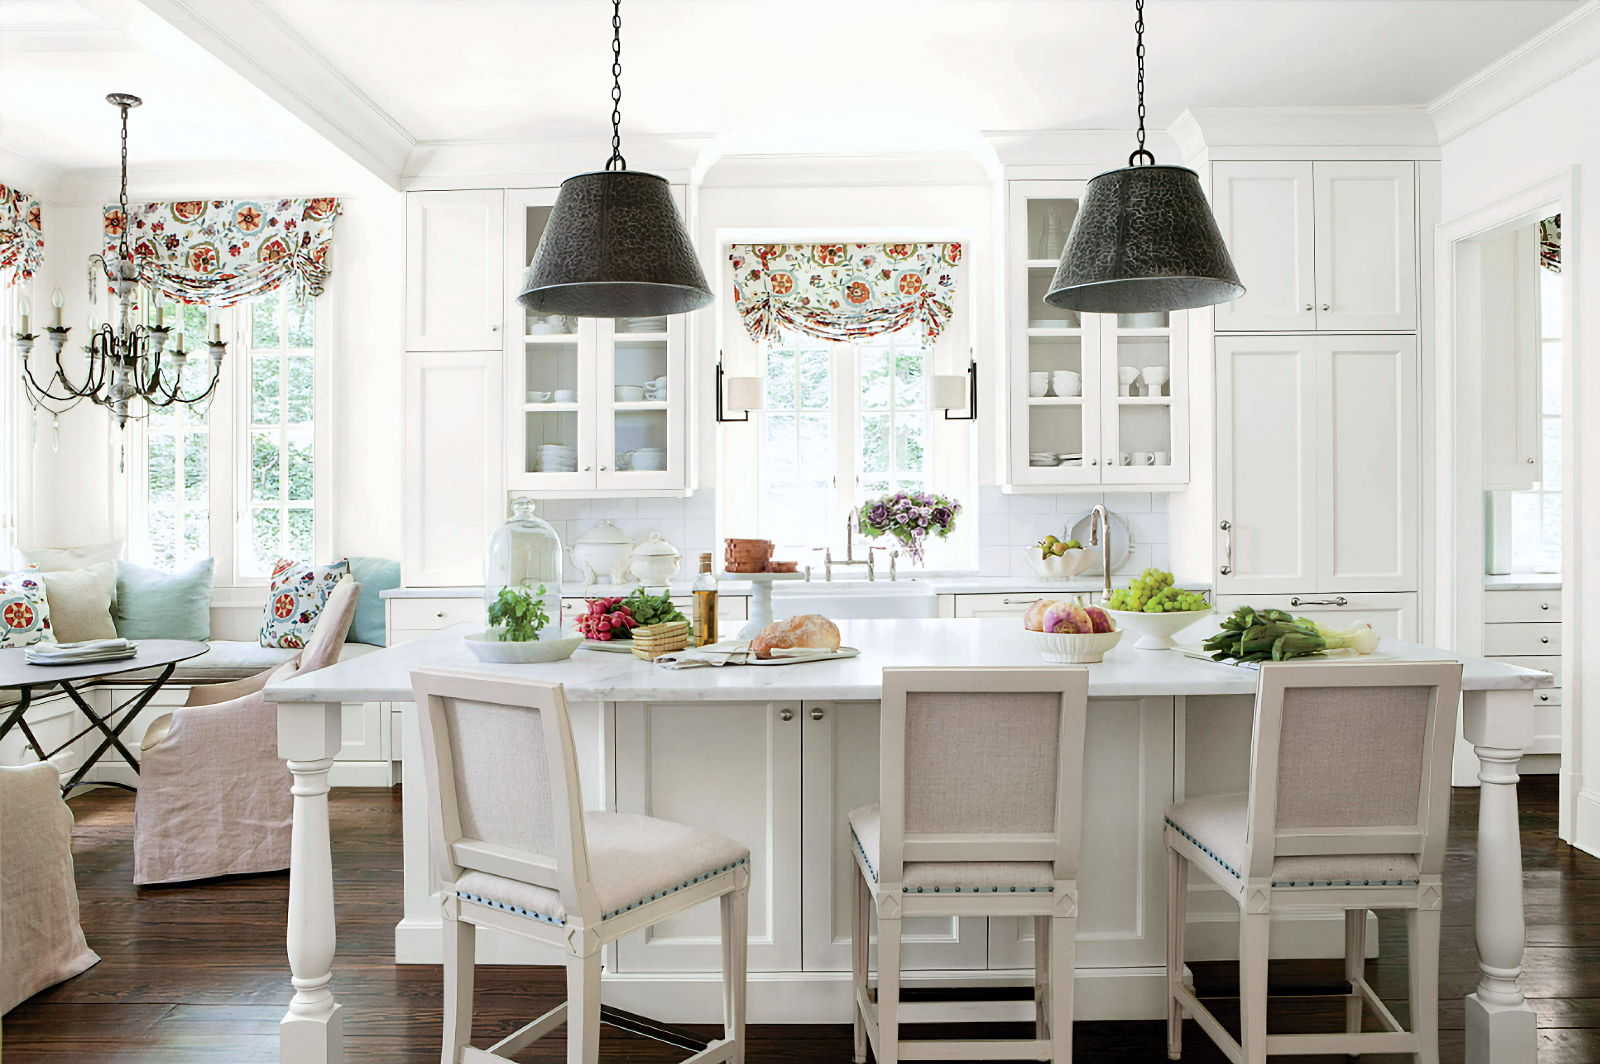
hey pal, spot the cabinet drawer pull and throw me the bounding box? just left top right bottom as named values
left=779, top=708, right=794, bottom=722
left=436, top=611, right=445, bottom=618
left=1002, top=597, right=1041, bottom=605
left=1219, top=520, right=1233, bottom=576
left=1541, top=636, right=1550, bottom=644
left=1540, top=694, right=1550, bottom=702
left=810, top=707, right=825, bottom=721
left=1290, top=596, right=1348, bottom=607
left=1541, top=602, right=1550, bottom=610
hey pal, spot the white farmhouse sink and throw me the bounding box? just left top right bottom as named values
left=770, top=581, right=938, bottom=621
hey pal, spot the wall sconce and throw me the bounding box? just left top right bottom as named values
left=935, top=356, right=977, bottom=420
left=716, top=355, right=762, bottom=423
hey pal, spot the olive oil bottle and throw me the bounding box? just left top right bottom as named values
left=692, top=552, right=719, bottom=646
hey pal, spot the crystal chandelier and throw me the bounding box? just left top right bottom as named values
left=14, top=93, right=225, bottom=430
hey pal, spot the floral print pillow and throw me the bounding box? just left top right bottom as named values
left=0, top=571, right=55, bottom=649
left=260, top=558, right=350, bottom=650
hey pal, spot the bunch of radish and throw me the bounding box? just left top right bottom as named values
left=575, top=597, right=639, bottom=641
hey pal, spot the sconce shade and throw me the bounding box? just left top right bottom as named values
left=517, top=170, right=714, bottom=318
left=727, top=376, right=762, bottom=412
left=933, top=375, right=968, bottom=410
left=1045, top=164, right=1244, bottom=314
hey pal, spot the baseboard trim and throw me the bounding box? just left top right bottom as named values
left=1573, top=788, right=1600, bottom=858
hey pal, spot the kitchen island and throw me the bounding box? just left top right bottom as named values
left=265, top=618, right=1550, bottom=1064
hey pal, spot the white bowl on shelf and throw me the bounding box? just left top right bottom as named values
left=1102, top=606, right=1211, bottom=650
left=1024, top=545, right=1098, bottom=580
left=1024, top=627, right=1123, bottom=664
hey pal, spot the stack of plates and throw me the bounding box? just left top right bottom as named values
left=1029, top=452, right=1060, bottom=467
left=1059, top=452, right=1084, bottom=467
left=536, top=444, right=577, bottom=472
left=620, top=316, right=668, bottom=334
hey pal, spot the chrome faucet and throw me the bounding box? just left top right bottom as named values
left=1089, top=504, right=1113, bottom=603
left=812, top=507, right=882, bottom=581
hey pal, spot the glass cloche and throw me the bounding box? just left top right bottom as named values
left=484, top=497, right=564, bottom=639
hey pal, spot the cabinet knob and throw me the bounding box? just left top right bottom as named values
left=600, top=465, right=608, bottom=471
left=435, top=611, right=445, bottom=618
left=583, top=465, right=592, bottom=472
left=779, top=708, right=794, bottom=722
left=810, top=707, right=825, bottom=721
left=1321, top=303, right=1330, bottom=311
left=1090, top=458, right=1098, bottom=466
left=1528, top=457, right=1536, bottom=464
left=1541, top=694, right=1550, bottom=701
left=491, top=325, right=500, bottom=332
left=1304, top=303, right=1313, bottom=311
left=1541, top=636, right=1550, bottom=644
left=1541, top=602, right=1549, bottom=610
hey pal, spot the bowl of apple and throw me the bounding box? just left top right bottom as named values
left=1021, top=598, right=1123, bottom=663
left=1026, top=535, right=1098, bottom=581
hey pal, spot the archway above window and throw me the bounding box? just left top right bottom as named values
left=729, top=242, right=961, bottom=344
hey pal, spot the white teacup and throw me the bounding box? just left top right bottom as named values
left=616, top=385, right=646, bottom=402
left=1118, top=451, right=1131, bottom=466
left=553, top=389, right=577, bottom=403
left=1141, top=366, right=1170, bottom=396
left=1051, top=370, right=1082, bottom=397
left=1132, top=451, right=1156, bottom=466
left=1118, top=366, right=1141, bottom=396
left=1029, top=371, right=1050, bottom=397
left=526, top=390, right=552, bottom=403
left=1153, top=451, right=1171, bottom=465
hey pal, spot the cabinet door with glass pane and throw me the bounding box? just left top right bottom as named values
left=1099, top=309, right=1188, bottom=485
left=1006, top=181, right=1102, bottom=487
left=596, top=313, right=686, bottom=491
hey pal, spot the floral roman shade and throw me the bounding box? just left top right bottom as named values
left=0, top=184, right=44, bottom=287
left=1540, top=214, right=1560, bottom=274
left=729, top=242, right=962, bottom=344
left=103, top=197, right=341, bottom=307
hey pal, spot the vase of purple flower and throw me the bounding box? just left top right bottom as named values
left=857, top=490, right=962, bottom=566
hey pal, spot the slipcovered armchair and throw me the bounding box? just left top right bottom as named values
left=132, top=580, right=361, bottom=886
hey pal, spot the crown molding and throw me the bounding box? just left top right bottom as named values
left=0, top=145, right=64, bottom=201
left=1429, top=0, right=1600, bottom=146
left=982, top=128, right=1178, bottom=173
left=46, top=165, right=379, bottom=206
left=700, top=152, right=992, bottom=189
left=1170, top=107, right=1439, bottom=162
left=401, top=134, right=712, bottom=191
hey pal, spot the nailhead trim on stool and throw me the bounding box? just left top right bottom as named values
left=852, top=825, right=1053, bottom=894
left=457, top=856, right=752, bottom=926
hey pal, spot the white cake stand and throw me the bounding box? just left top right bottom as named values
left=719, top=571, right=808, bottom=639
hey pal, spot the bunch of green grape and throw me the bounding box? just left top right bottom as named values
left=1104, top=568, right=1209, bottom=613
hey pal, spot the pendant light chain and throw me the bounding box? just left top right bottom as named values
left=605, top=0, right=626, bottom=171
left=117, top=100, right=132, bottom=258
left=1130, top=0, right=1155, bottom=167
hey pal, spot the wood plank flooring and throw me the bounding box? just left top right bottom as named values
left=4, top=777, right=1597, bottom=1062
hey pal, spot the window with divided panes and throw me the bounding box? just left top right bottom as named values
left=140, top=298, right=216, bottom=570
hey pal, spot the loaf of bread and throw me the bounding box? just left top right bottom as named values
left=724, top=538, right=774, bottom=573
left=750, top=614, right=841, bottom=659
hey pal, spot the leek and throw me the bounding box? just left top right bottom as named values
left=1202, top=608, right=1380, bottom=663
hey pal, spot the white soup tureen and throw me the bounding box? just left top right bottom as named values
left=568, top=520, right=635, bottom=590
left=629, top=532, right=682, bottom=586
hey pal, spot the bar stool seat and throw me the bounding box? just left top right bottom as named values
left=455, top=811, right=748, bottom=925
left=1163, top=794, right=1421, bottom=887
left=849, top=803, right=1055, bottom=893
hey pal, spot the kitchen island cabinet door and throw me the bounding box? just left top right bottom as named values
left=800, top=701, right=988, bottom=973
left=1215, top=336, right=1318, bottom=595
left=613, top=701, right=802, bottom=974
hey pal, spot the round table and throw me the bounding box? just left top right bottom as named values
left=0, top=639, right=209, bottom=792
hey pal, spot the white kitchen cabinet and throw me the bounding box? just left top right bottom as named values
left=1215, top=335, right=1417, bottom=595
left=1210, top=161, right=1416, bottom=332
left=405, top=190, right=505, bottom=351
left=1212, top=162, right=1318, bottom=332
left=801, top=701, right=988, bottom=972
left=1212, top=593, right=1418, bottom=642
left=1483, top=587, right=1561, bottom=758
left=948, top=593, right=1052, bottom=619
left=1314, top=161, right=1417, bottom=332
left=1481, top=226, right=1542, bottom=491
left=613, top=700, right=802, bottom=974
left=402, top=350, right=504, bottom=586
left=506, top=189, right=691, bottom=496
left=1005, top=181, right=1190, bottom=490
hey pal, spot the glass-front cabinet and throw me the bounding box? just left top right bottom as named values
left=1005, top=180, right=1189, bottom=490
left=505, top=189, right=689, bottom=495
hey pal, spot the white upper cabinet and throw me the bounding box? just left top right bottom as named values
left=1215, top=335, right=1318, bottom=594
left=1211, top=161, right=1416, bottom=333
left=406, top=190, right=505, bottom=350
left=1314, top=162, right=1417, bottom=331
left=1212, top=162, right=1317, bottom=332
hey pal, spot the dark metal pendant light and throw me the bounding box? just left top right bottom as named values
left=1045, top=0, right=1244, bottom=314
left=517, top=0, right=712, bottom=318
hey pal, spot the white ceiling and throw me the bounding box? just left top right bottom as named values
left=0, top=0, right=1582, bottom=189
left=263, top=0, right=1579, bottom=154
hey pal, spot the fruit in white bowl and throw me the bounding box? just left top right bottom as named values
left=1101, top=568, right=1212, bottom=649
left=1022, top=597, right=1122, bottom=663
left=1026, top=535, right=1097, bottom=581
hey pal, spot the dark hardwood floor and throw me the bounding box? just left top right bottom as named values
left=5, top=777, right=1597, bottom=1062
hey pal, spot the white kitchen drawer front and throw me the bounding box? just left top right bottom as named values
left=951, top=592, right=1055, bottom=619
left=1482, top=622, right=1560, bottom=657
left=1484, top=589, right=1561, bottom=623
left=1213, top=592, right=1417, bottom=642
left=389, top=598, right=486, bottom=630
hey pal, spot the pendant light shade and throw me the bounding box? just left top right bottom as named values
left=1043, top=164, right=1243, bottom=314
left=517, top=170, right=712, bottom=318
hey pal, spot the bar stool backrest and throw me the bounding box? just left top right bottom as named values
left=877, top=666, right=1090, bottom=887
left=409, top=668, right=596, bottom=926
left=1244, top=660, right=1463, bottom=882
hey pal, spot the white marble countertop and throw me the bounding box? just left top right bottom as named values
left=268, top=618, right=1552, bottom=705
left=379, top=575, right=1132, bottom=601
left=1483, top=574, right=1562, bottom=591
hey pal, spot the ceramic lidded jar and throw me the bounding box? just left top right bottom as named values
left=484, top=497, right=563, bottom=639
left=568, top=519, right=636, bottom=591
left=630, top=532, right=682, bottom=587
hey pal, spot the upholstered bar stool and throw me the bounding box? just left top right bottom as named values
left=849, top=666, right=1090, bottom=1064
left=1163, top=660, right=1463, bottom=1064
left=410, top=668, right=750, bottom=1064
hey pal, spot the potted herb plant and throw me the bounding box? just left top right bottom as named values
left=463, top=585, right=582, bottom=663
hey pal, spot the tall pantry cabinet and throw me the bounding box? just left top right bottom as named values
left=1209, top=159, right=1427, bottom=640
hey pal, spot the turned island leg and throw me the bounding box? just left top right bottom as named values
left=1461, top=689, right=1539, bottom=1064
left=278, top=701, right=346, bottom=1064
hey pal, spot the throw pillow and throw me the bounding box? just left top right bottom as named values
left=261, top=558, right=350, bottom=650
left=0, top=573, right=54, bottom=649
left=20, top=540, right=124, bottom=573
left=39, top=561, right=118, bottom=643
left=114, top=558, right=214, bottom=641
left=345, top=556, right=401, bottom=647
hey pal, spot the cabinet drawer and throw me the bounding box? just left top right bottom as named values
left=1482, top=623, right=1560, bottom=657
left=952, top=592, right=1056, bottom=619
left=1484, top=589, right=1561, bottom=623
left=389, top=598, right=486, bottom=629
left=1488, top=656, right=1559, bottom=684
left=1212, top=592, right=1417, bottom=642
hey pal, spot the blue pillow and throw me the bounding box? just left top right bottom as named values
left=346, top=556, right=401, bottom=647
left=114, top=558, right=214, bottom=641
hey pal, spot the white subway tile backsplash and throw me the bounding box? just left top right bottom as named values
left=1009, top=494, right=1058, bottom=514
left=683, top=518, right=716, bottom=555
left=635, top=498, right=686, bottom=519
left=979, top=545, right=1010, bottom=577
left=1102, top=492, right=1154, bottom=514
left=1121, top=511, right=1169, bottom=548
left=588, top=499, right=638, bottom=519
